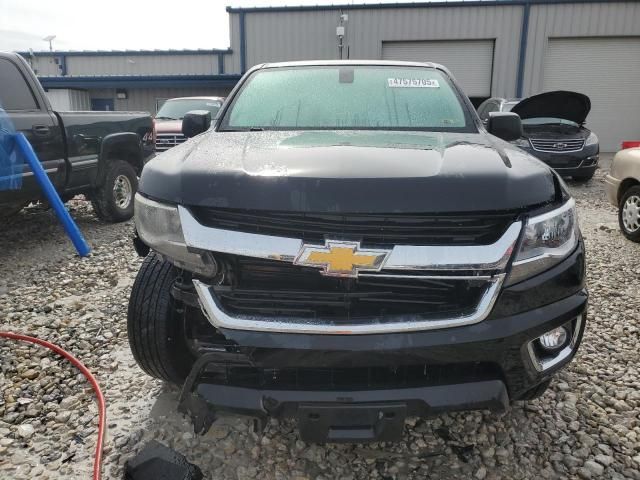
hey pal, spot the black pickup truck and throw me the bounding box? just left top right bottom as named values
left=129, top=61, right=587, bottom=443
left=0, top=52, right=153, bottom=222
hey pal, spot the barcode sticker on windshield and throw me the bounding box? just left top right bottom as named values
left=387, top=78, right=440, bottom=88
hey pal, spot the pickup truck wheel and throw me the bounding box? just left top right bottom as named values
left=619, top=185, right=640, bottom=242
left=127, top=252, right=194, bottom=384
left=91, top=160, right=137, bottom=222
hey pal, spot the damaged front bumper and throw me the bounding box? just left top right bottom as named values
left=176, top=247, right=586, bottom=443
left=179, top=353, right=509, bottom=442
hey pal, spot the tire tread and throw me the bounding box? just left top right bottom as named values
left=127, top=253, right=193, bottom=383
left=619, top=185, right=640, bottom=243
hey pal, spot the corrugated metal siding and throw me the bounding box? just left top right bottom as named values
left=18, top=1, right=640, bottom=122
left=381, top=40, right=494, bottom=97
left=523, top=2, right=640, bottom=95
left=227, top=14, right=242, bottom=73
left=45, top=89, right=91, bottom=110
left=241, top=5, right=522, bottom=97
left=542, top=37, right=640, bottom=151
left=66, top=54, right=220, bottom=76
left=69, top=89, right=91, bottom=110
left=245, top=10, right=339, bottom=65
left=26, top=56, right=62, bottom=76
left=88, top=87, right=232, bottom=113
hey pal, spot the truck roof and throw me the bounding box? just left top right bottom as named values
left=164, top=96, right=224, bottom=101
left=257, top=59, right=446, bottom=70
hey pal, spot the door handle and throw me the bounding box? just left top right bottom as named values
left=32, top=125, right=51, bottom=136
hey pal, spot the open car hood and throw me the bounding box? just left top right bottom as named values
left=511, top=91, right=591, bottom=124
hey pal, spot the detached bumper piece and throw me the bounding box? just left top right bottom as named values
left=178, top=353, right=509, bottom=443
left=124, top=440, right=203, bottom=480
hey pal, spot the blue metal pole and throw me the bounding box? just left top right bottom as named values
left=14, top=133, right=91, bottom=257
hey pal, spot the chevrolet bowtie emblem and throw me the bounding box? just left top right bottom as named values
left=294, top=241, right=390, bottom=278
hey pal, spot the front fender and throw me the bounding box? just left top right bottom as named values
left=95, top=132, right=143, bottom=186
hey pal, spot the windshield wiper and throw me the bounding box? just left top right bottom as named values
left=155, top=116, right=177, bottom=120
left=217, top=128, right=244, bottom=132
left=218, top=127, right=265, bottom=132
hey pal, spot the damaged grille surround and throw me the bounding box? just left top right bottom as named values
left=175, top=206, right=523, bottom=334
left=189, top=207, right=516, bottom=247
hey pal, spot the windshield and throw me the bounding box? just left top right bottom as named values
left=220, top=66, right=472, bottom=132
left=156, top=98, right=221, bottom=120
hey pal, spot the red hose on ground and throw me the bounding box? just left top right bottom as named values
left=0, top=331, right=106, bottom=480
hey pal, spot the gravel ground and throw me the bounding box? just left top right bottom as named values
left=1, top=156, right=639, bottom=480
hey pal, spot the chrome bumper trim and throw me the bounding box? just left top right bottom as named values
left=179, top=206, right=522, bottom=271
left=192, top=274, right=505, bottom=335
left=530, top=138, right=585, bottom=153
left=526, top=313, right=584, bottom=372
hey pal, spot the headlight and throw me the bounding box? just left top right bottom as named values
left=134, top=194, right=217, bottom=276
left=585, top=132, right=598, bottom=147
left=507, top=198, right=579, bottom=285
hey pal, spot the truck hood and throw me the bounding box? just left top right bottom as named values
left=154, top=119, right=183, bottom=134
left=511, top=91, right=591, bottom=125
left=139, top=130, right=558, bottom=213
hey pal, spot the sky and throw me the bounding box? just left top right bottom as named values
left=0, top=0, right=457, bottom=52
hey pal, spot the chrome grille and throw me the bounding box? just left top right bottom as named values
left=212, top=256, right=490, bottom=322
left=155, top=133, right=187, bottom=152
left=530, top=138, right=585, bottom=153
left=189, top=207, right=516, bottom=246
left=194, top=274, right=505, bottom=334
left=181, top=206, right=520, bottom=334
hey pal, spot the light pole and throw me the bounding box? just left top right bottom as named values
left=336, top=14, right=348, bottom=59
left=43, top=35, right=56, bottom=53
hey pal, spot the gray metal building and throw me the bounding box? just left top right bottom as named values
left=19, top=0, right=640, bottom=151
left=22, top=49, right=239, bottom=112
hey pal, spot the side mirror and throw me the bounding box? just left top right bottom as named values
left=486, top=112, right=523, bottom=141
left=182, top=110, right=211, bottom=138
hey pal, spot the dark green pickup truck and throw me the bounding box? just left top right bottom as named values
left=0, top=51, right=154, bottom=222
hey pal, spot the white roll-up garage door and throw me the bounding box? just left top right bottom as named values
left=543, top=37, right=640, bottom=152
left=381, top=40, right=494, bottom=97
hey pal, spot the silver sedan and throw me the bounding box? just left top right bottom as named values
left=605, top=148, right=640, bottom=242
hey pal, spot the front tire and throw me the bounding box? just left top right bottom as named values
left=619, top=185, right=640, bottom=243
left=127, top=252, right=195, bottom=384
left=91, top=160, right=137, bottom=223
